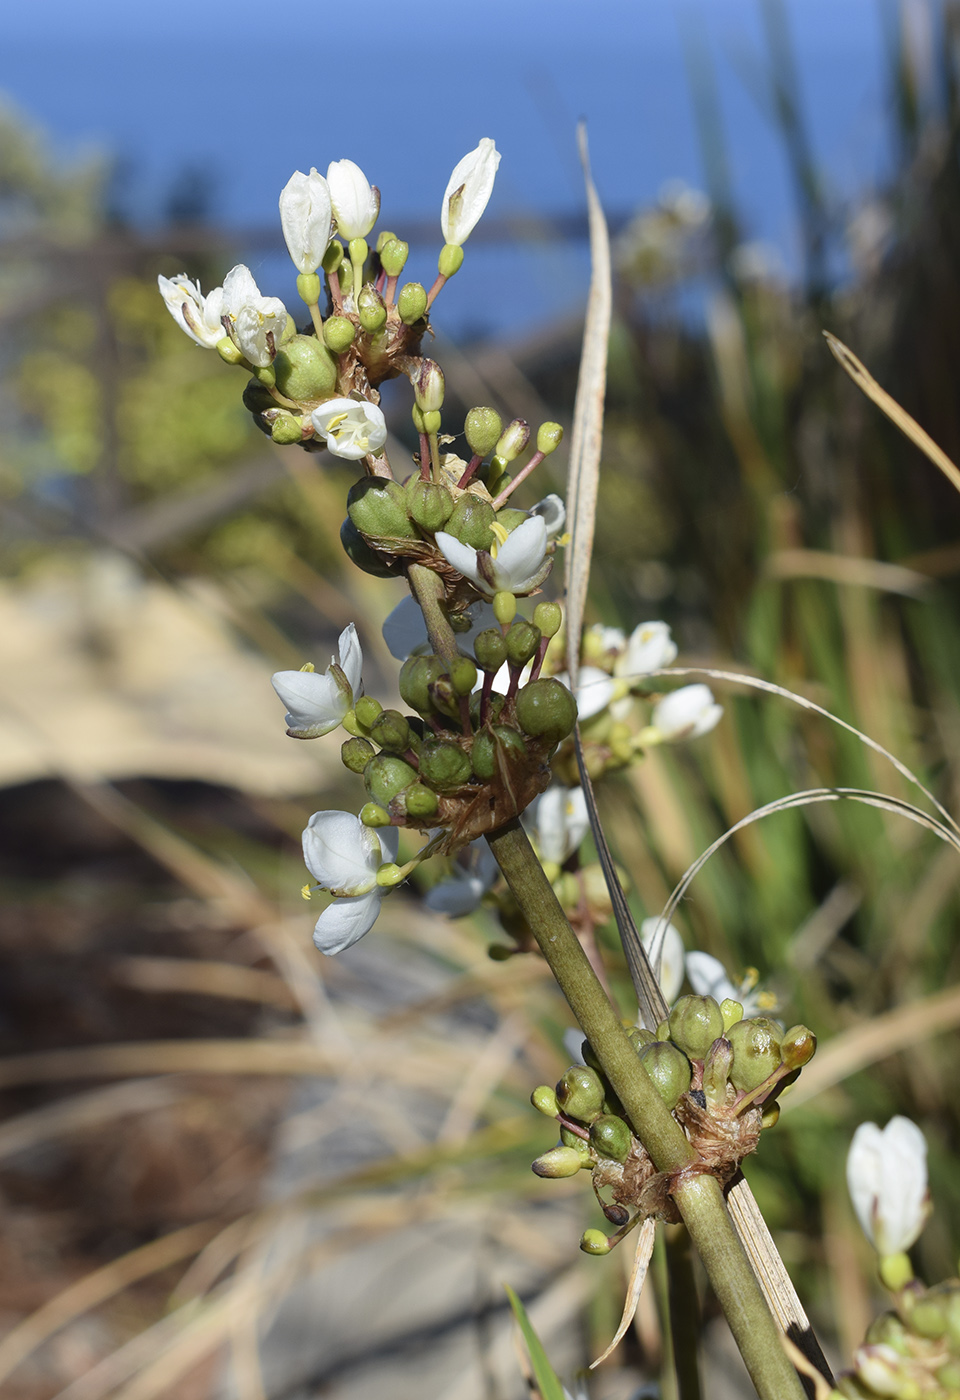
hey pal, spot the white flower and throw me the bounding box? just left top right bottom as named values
left=381, top=596, right=495, bottom=662
left=272, top=623, right=362, bottom=738
left=529, top=494, right=566, bottom=540
left=441, top=138, right=501, bottom=246
left=614, top=621, right=678, bottom=678
left=303, top=810, right=399, bottom=954
left=847, top=1117, right=930, bottom=1256
left=157, top=273, right=225, bottom=349
left=685, top=950, right=775, bottom=1016
left=311, top=398, right=388, bottom=460
left=220, top=264, right=288, bottom=367
left=424, top=842, right=499, bottom=917
left=553, top=665, right=617, bottom=722
left=647, top=684, right=722, bottom=742
left=327, top=159, right=380, bottom=240
left=640, top=918, right=686, bottom=1005
left=436, top=516, right=550, bottom=597
left=279, top=168, right=333, bottom=275
left=534, top=785, right=589, bottom=865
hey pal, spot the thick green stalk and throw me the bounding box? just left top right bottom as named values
left=407, top=564, right=459, bottom=671
left=485, top=819, right=805, bottom=1400
left=664, top=1224, right=703, bottom=1400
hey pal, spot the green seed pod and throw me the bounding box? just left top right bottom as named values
left=471, top=726, right=526, bottom=779
left=589, top=1114, right=632, bottom=1163
left=639, top=1041, right=692, bottom=1110
left=468, top=691, right=506, bottom=726
left=727, top=1017, right=783, bottom=1093
left=368, top=709, right=411, bottom=753
left=464, top=406, right=503, bottom=458
left=533, top=601, right=563, bottom=639
left=720, top=998, right=744, bottom=1031
left=449, top=656, right=478, bottom=696
left=323, top=315, right=356, bottom=353
left=506, top=619, right=542, bottom=668
left=667, top=994, right=725, bottom=1062
left=702, top=1036, right=734, bottom=1109
left=399, top=655, right=445, bottom=714
left=379, top=237, right=409, bottom=276
left=273, top=335, right=338, bottom=401
left=363, top=753, right=418, bottom=807
left=341, top=737, right=375, bottom=774
left=270, top=411, right=303, bottom=444
left=354, top=696, right=382, bottom=730
left=438, top=242, right=464, bottom=278
left=559, top=1128, right=593, bottom=1163
left=515, top=678, right=578, bottom=744
left=404, top=782, right=439, bottom=819
left=418, top=739, right=472, bottom=792
left=555, top=1065, right=605, bottom=1123
left=580, top=1229, right=612, bottom=1256
left=322, top=240, right=344, bottom=273
left=496, top=419, right=531, bottom=462
left=531, top=1145, right=583, bottom=1178
left=495, top=507, right=529, bottom=533
left=779, top=1024, right=816, bottom=1071
left=446, top=494, right=496, bottom=550
left=397, top=281, right=428, bottom=324
left=474, top=628, right=508, bottom=673
left=406, top=478, right=454, bottom=532
left=626, top=1027, right=657, bottom=1053
left=347, top=477, right=418, bottom=541
left=340, top=518, right=400, bottom=578
left=531, top=1085, right=559, bottom=1117
left=359, top=801, right=390, bottom=827
left=357, top=284, right=387, bottom=332
left=537, top=421, right=564, bottom=455
left=655, top=1018, right=671, bottom=1041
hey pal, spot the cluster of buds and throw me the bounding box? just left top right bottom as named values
left=530, top=991, right=816, bottom=1253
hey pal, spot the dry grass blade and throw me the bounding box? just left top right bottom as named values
left=110, top=956, right=297, bottom=1008
left=563, top=121, right=611, bottom=688
left=766, top=546, right=930, bottom=596
left=590, top=1217, right=656, bottom=1368
left=0, top=1078, right=187, bottom=1161
left=0, top=1039, right=335, bottom=1086
left=824, top=331, right=960, bottom=497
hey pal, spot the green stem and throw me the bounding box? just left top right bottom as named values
left=664, top=1223, right=703, bottom=1400
left=485, top=819, right=805, bottom=1400
left=407, top=564, right=459, bottom=671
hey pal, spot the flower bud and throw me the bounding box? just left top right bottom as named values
left=465, top=406, right=503, bottom=458
left=359, top=801, right=391, bottom=827
left=404, top=782, right=439, bottom=819
left=419, top=739, right=472, bottom=792
left=364, top=753, right=418, bottom=807
left=379, top=237, right=408, bottom=276
left=296, top=272, right=322, bottom=305
left=590, top=1114, right=633, bottom=1162
left=531, top=1085, right=559, bottom=1117
left=323, top=316, right=356, bottom=353
left=474, top=628, right=508, bottom=673
left=559, top=1128, right=593, bottom=1163
left=450, top=656, right=478, bottom=695
left=555, top=1065, right=605, bottom=1123
left=532, top=601, right=563, bottom=639
left=398, top=282, right=428, bottom=324
left=727, top=1017, right=783, bottom=1093
left=406, top=477, right=454, bottom=532
left=667, top=994, right=725, bottom=1061
left=354, top=695, right=382, bottom=730
left=446, top=494, right=496, bottom=550
left=580, top=1229, right=612, bottom=1256
left=271, top=411, right=303, bottom=444
left=413, top=359, right=445, bottom=412
left=780, top=1024, right=817, bottom=1071
left=357, top=284, right=387, bottom=332
left=496, top=419, right=531, bottom=462
left=515, top=678, right=578, bottom=744
left=273, top=335, right=338, bottom=402
left=639, top=1041, right=692, bottom=1109
left=399, top=655, right=444, bottom=714
left=340, top=517, right=401, bottom=578
left=428, top=674, right=461, bottom=720
left=532, top=1145, right=583, bottom=1178
left=347, top=477, right=418, bottom=541
left=438, top=243, right=464, bottom=278
left=471, top=726, right=526, bottom=779
left=720, top=998, right=744, bottom=1031
left=368, top=709, right=411, bottom=753
left=341, top=737, right=375, bottom=774
left=506, top=619, right=542, bottom=667
left=322, top=241, right=344, bottom=273
left=703, top=1036, right=734, bottom=1108
left=536, top=421, right=564, bottom=455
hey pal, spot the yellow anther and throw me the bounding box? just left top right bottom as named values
left=326, top=412, right=349, bottom=431
left=301, top=883, right=313, bottom=901
left=556, top=531, right=571, bottom=548
left=488, top=521, right=510, bottom=558
left=299, top=662, right=316, bottom=673
left=742, top=966, right=760, bottom=993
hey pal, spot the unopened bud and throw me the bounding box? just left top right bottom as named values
left=380, top=239, right=409, bottom=275
left=536, top=421, right=564, bottom=455
left=720, top=998, right=744, bottom=1031
left=727, top=1017, right=783, bottom=1093
left=533, top=601, right=562, bottom=638
left=506, top=619, right=542, bottom=667
left=531, top=1085, right=559, bottom=1117
left=341, top=737, right=375, bottom=774
left=357, top=284, right=387, bottom=332
left=404, top=782, right=439, bottom=819
left=446, top=493, right=496, bottom=550
left=271, top=411, right=303, bottom=444
left=322, top=241, right=344, bottom=273
left=438, top=242, right=464, bottom=278
left=323, top=316, right=356, bottom=353
left=464, top=406, right=503, bottom=458
left=364, top=753, right=418, bottom=807
left=555, top=1065, right=605, bottom=1123
left=375, top=230, right=398, bottom=253
left=532, top=1145, right=583, bottom=1178
left=359, top=801, right=391, bottom=827
left=419, top=739, right=471, bottom=791
left=413, top=359, right=445, bottom=412
left=589, top=1114, right=633, bottom=1163
left=515, top=678, right=578, bottom=744
left=428, top=674, right=460, bottom=720
left=354, top=695, right=383, bottom=730
left=580, top=1229, right=612, bottom=1256
left=668, top=994, right=725, bottom=1061
left=639, top=1041, right=692, bottom=1109
left=474, top=628, right=508, bottom=673
left=495, top=419, right=531, bottom=462
left=398, top=281, right=428, bottom=324
left=368, top=709, right=411, bottom=753
left=273, top=335, right=338, bottom=401
left=406, top=477, right=454, bottom=532
left=780, top=1024, right=816, bottom=1071
left=702, top=1037, right=733, bottom=1108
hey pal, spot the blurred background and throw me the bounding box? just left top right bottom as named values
left=2, top=1, right=960, bottom=1397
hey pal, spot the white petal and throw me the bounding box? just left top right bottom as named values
left=650, top=684, right=722, bottom=741
left=302, top=810, right=380, bottom=893
left=575, top=666, right=616, bottom=721
left=529, top=494, right=566, bottom=539
left=376, top=826, right=400, bottom=865
left=685, top=950, right=738, bottom=1004
left=424, top=875, right=486, bottom=917
left=272, top=668, right=349, bottom=737
left=435, top=532, right=483, bottom=587
left=616, top=621, right=678, bottom=678
left=311, top=399, right=387, bottom=460
left=536, top=785, right=589, bottom=865
left=641, top=918, right=686, bottom=1005
left=336, top=623, right=363, bottom=699
left=313, top=889, right=383, bottom=954
left=222, top=264, right=261, bottom=314
left=848, top=1118, right=928, bottom=1255
left=492, top=516, right=547, bottom=592
left=441, top=138, right=501, bottom=246
left=157, top=273, right=222, bottom=349
left=327, top=159, right=380, bottom=240
left=382, top=596, right=429, bottom=661
left=279, top=167, right=332, bottom=275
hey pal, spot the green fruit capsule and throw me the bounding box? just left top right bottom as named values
left=639, top=1041, right=692, bottom=1110
left=270, top=411, right=303, bottom=444
left=506, top=619, right=542, bottom=667
left=667, top=994, right=725, bottom=1062
left=323, top=316, right=356, bottom=353
left=495, top=507, right=529, bottom=533
left=779, top=1024, right=816, bottom=1071
left=449, top=656, right=478, bottom=695
left=397, top=281, right=428, bottom=324
left=406, top=478, right=454, bottom=532
left=727, top=1017, right=783, bottom=1093
left=464, top=406, right=503, bottom=458
left=379, top=237, right=409, bottom=276
left=341, top=737, right=375, bottom=774
left=626, top=1027, right=657, bottom=1053
left=273, top=335, right=338, bottom=401
left=242, top=377, right=276, bottom=419
left=339, top=518, right=399, bottom=578
left=363, top=754, right=418, bottom=807
left=580, top=1229, right=612, bottom=1256
left=354, top=696, right=382, bottom=730
left=555, top=1065, right=605, bottom=1123
left=347, top=477, right=417, bottom=541
left=515, top=678, right=578, bottom=744
left=589, top=1114, right=632, bottom=1163
left=368, top=709, right=411, bottom=753
left=468, top=691, right=506, bottom=726
left=418, top=740, right=471, bottom=792
left=357, top=284, right=387, bottom=332
left=359, top=801, right=390, bottom=827
left=474, top=628, right=508, bottom=673
left=559, top=1128, right=592, bottom=1163
left=471, top=726, right=526, bottom=779
left=446, top=494, right=496, bottom=550
left=399, top=655, right=445, bottom=714
left=533, top=601, right=563, bottom=638
left=404, top=782, right=439, bottom=818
